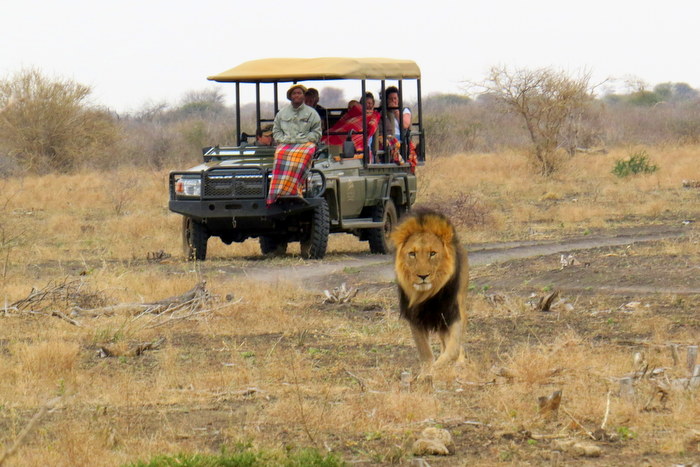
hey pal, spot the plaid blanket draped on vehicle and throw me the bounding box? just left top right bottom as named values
left=379, top=135, right=418, bottom=173
left=321, top=104, right=380, bottom=159
left=266, top=142, right=316, bottom=205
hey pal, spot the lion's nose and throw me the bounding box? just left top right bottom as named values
left=417, top=274, right=429, bottom=282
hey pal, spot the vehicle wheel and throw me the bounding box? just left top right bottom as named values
left=367, top=199, right=397, bottom=254
left=259, top=236, right=288, bottom=256
left=300, top=199, right=330, bottom=259
left=182, top=217, right=209, bottom=261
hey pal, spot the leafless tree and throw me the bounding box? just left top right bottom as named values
left=480, top=66, right=594, bottom=176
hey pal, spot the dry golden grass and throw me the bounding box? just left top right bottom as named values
left=0, top=147, right=699, bottom=465
left=422, top=145, right=699, bottom=242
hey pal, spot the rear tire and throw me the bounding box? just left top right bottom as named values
left=182, top=217, right=209, bottom=261
left=259, top=236, right=288, bottom=256
left=367, top=199, right=397, bottom=254
left=300, top=199, right=330, bottom=259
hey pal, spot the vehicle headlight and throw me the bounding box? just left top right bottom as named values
left=304, top=171, right=325, bottom=198
left=174, top=177, right=201, bottom=197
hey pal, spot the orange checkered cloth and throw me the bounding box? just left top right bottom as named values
left=321, top=104, right=380, bottom=156
left=266, top=142, right=316, bottom=205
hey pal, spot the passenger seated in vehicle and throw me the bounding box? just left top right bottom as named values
left=321, top=93, right=380, bottom=161
left=305, top=88, right=328, bottom=129
left=378, top=86, right=417, bottom=171
left=267, top=84, right=322, bottom=205
left=255, top=124, right=274, bottom=146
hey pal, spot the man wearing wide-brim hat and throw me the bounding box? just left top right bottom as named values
left=267, top=84, right=322, bottom=205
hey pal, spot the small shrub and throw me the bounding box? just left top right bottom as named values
left=612, top=150, right=658, bottom=178
left=616, top=426, right=637, bottom=441
left=420, top=192, right=492, bottom=228
left=0, top=68, right=119, bottom=173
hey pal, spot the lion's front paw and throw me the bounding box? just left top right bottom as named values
left=432, top=355, right=452, bottom=369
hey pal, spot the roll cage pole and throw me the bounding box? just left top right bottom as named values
left=235, top=82, right=241, bottom=145
left=255, top=82, right=261, bottom=135
left=361, top=79, right=368, bottom=165
left=417, top=78, right=423, bottom=163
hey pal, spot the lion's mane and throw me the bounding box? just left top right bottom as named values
left=391, top=209, right=468, bottom=332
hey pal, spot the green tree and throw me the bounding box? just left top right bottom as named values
left=0, top=68, right=118, bottom=172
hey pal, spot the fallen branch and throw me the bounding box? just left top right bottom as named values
left=141, top=303, right=235, bottom=329
left=76, top=281, right=212, bottom=318
left=15, top=309, right=82, bottom=327
left=8, top=278, right=105, bottom=313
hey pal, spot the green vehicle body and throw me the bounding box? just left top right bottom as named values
left=168, top=57, right=423, bottom=260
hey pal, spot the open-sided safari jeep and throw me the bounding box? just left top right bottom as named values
left=168, top=57, right=424, bottom=260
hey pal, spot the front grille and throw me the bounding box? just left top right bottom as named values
left=203, top=169, right=265, bottom=199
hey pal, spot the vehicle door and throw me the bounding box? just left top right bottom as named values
left=313, top=157, right=365, bottom=218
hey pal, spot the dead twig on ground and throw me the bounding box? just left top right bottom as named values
left=0, top=396, right=62, bottom=466
left=322, top=283, right=358, bottom=304
left=344, top=369, right=367, bottom=392
left=20, top=309, right=83, bottom=327
left=6, top=278, right=107, bottom=315
left=600, top=390, right=612, bottom=430
left=538, top=389, right=562, bottom=418
left=98, top=337, right=166, bottom=358
left=537, top=290, right=560, bottom=312
left=561, top=406, right=596, bottom=440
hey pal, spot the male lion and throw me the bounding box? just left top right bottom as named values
left=390, top=209, right=469, bottom=370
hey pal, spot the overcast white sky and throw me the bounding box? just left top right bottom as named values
left=4, top=0, right=700, bottom=113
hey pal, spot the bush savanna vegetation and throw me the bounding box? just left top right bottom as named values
left=0, top=67, right=699, bottom=466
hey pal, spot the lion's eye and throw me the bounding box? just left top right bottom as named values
left=408, top=251, right=416, bottom=258
left=429, top=251, right=437, bottom=258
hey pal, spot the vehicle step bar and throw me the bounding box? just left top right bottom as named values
left=333, top=218, right=384, bottom=229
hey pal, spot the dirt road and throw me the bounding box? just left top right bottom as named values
left=221, top=224, right=694, bottom=293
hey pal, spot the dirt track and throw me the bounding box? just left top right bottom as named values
left=210, top=223, right=695, bottom=294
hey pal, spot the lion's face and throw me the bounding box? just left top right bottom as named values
left=401, top=232, right=445, bottom=291
left=395, top=231, right=456, bottom=305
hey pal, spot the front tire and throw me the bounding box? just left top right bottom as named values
left=367, top=199, right=397, bottom=254
left=259, top=236, right=288, bottom=256
left=300, top=199, right=330, bottom=259
left=182, top=217, right=209, bottom=261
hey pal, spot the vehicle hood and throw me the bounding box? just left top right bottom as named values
left=182, top=156, right=275, bottom=173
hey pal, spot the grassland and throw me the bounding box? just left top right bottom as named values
left=0, top=146, right=699, bottom=466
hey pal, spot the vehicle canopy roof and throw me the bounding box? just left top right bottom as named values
left=208, top=57, right=421, bottom=83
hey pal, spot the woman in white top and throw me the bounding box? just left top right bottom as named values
left=378, top=86, right=416, bottom=170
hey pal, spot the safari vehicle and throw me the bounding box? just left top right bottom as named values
left=168, top=57, right=425, bottom=260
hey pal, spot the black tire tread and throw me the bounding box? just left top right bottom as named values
left=183, top=217, right=209, bottom=261
left=300, top=199, right=330, bottom=259
left=367, top=200, right=397, bottom=254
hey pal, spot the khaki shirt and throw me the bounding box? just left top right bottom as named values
left=273, top=103, right=322, bottom=144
